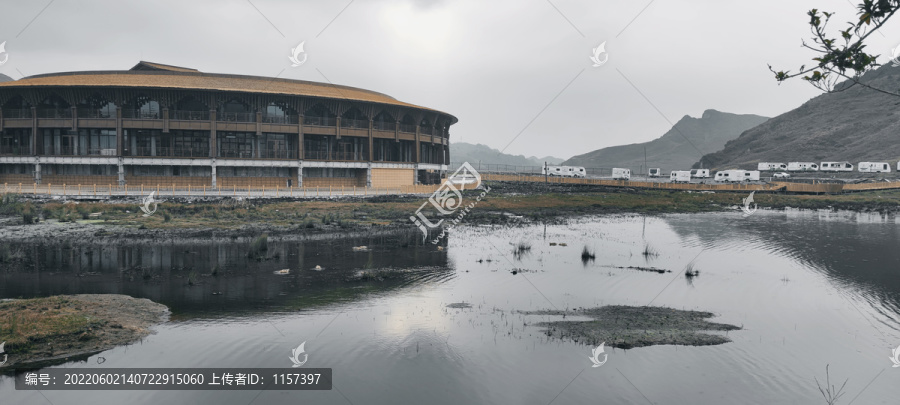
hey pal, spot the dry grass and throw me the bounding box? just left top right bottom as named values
left=0, top=297, right=96, bottom=353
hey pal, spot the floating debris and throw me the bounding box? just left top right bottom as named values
left=446, top=302, right=472, bottom=309
left=313, top=265, right=323, bottom=271
left=608, top=266, right=671, bottom=274
left=437, top=246, right=444, bottom=251
left=549, top=242, right=558, bottom=246
left=273, top=269, right=290, bottom=275
left=352, top=246, right=369, bottom=252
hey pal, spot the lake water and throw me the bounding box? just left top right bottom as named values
left=2, top=210, right=899, bottom=404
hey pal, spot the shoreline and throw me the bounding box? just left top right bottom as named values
left=0, top=182, right=898, bottom=243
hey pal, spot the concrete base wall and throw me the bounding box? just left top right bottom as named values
left=0, top=174, right=37, bottom=185
left=371, top=168, right=415, bottom=188
left=124, top=176, right=211, bottom=187
left=218, top=177, right=292, bottom=188
left=43, top=175, right=119, bottom=186
left=303, top=176, right=365, bottom=188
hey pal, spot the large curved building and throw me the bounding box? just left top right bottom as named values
left=0, top=61, right=454, bottom=188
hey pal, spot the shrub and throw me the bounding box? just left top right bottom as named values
left=248, top=234, right=269, bottom=259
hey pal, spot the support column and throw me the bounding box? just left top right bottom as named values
left=366, top=162, right=372, bottom=187
left=394, top=120, right=399, bottom=142
left=368, top=119, right=374, bottom=162
left=117, top=156, right=125, bottom=186
left=211, top=158, right=217, bottom=188
left=31, top=107, right=38, bottom=155
left=298, top=114, right=304, bottom=160
left=297, top=161, right=303, bottom=188
left=34, top=160, right=41, bottom=185
left=116, top=107, right=123, bottom=156
left=71, top=106, right=78, bottom=131
left=414, top=125, right=421, bottom=163
left=209, top=110, right=217, bottom=158
left=336, top=117, right=341, bottom=140
left=162, top=108, right=170, bottom=133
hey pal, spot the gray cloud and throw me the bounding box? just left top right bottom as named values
left=1, top=0, right=897, bottom=159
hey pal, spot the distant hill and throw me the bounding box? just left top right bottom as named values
left=0, top=73, right=13, bottom=82
left=699, top=63, right=900, bottom=170
left=450, top=142, right=564, bottom=168
left=563, top=110, right=769, bottom=173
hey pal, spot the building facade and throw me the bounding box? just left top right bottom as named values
left=0, top=62, right=454, bottom=188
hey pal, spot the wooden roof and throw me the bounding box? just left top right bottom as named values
left=0, top=62, right=456, bottom=121
left=130, top=61, right=200, bottom=73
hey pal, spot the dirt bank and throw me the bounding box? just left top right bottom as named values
left=1, top=182, right=899, bottom=243
left=0, top=294, right=169, bottom=369
left=525, top=305, right=741, bottom=349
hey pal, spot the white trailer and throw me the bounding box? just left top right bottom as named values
left=820, top=162, right=854, bottom=172
left=787, top=162, right=819, bottom=171
left=758, top=162, right=787, bottom=171
left=714, top=170, right=744, bottom=182
left=570, top=166, right=586, bottom=178
left=690, top=169, right=710, bottom=178
left=858, top=162, right=891, bottom=173
left=612, top=168, right=631, bottom=180
left=543, top=166, right=572, bottom=177
left=742, top=170, right=760, bottom=182
left=648, top=168, right=661, bottom=177
left=670, top=171, right=691, bottom=183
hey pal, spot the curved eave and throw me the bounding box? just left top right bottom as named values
left=0, top=70, right=458, bottom=124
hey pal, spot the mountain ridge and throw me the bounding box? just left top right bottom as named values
left=698, top=63, right=900, bottom=170
left=563, top=109, right=769, bottom=172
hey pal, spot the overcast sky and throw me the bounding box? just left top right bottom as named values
left=2, top=0, right=899, bottom=160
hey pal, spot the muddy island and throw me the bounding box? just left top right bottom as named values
left=526, top=305, right=741, bottom=349
left=0, top=294, right=169, bottom=369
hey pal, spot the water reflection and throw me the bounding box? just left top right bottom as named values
left=0, top=230, right=451, bottom=318
left=662, top=211, right=900, bottom=330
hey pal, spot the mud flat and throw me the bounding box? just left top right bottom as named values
left=0, top=294, right=169, bottom=369
left=526, top=305, right=740, bottom=349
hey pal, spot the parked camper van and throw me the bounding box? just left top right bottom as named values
left=820, top=162, right=854, bottom=172
left=670, top=171, right=691, bottom=183
left=690, top=169, right=710, bottom=178
left=648, top=168, right=661, bottom=177
left=787, top=162, right=819, bottom=171
left=858, top=162, right=891, bottom=173
left=714, top=170, right=744, bottom=182
left=543, top=166, right=561, bottom=176
left=543, top=166, right=570, bottom=177
left=570, top=166, right=586, bottom=178
left=612, top=168, right=631, bottom=180
left=758, top=162, right=787, bottom=171
left=743, top=170, right=761, bottom=182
